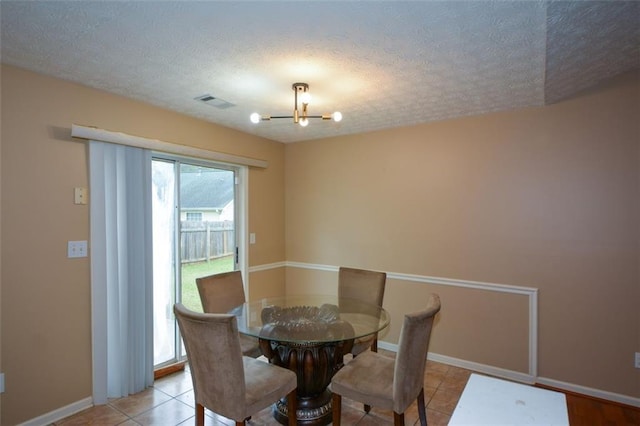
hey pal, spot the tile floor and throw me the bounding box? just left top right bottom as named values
left=52, top=352, right=468, bottom=426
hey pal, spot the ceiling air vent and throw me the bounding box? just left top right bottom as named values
left=195, top=94, right=235, bottom=109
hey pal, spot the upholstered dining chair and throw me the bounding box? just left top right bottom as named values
left=196, top=270, right=261, bottom=358
left=330, top=293, right=441, bottom=426
left=174, top=303, right=298, bottom=426
left=338, top=267, right=387, bottom=356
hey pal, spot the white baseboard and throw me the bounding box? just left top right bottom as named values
left=378, top=341, right=535, bottom=384
left=18, top=396, right=93, bottom=426
left=378, top=341, right=640, bottom=409
left=427, top=352, right=536, bottom=385
left=536, top=376, right=640, bottom=408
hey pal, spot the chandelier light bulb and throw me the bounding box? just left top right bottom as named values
left=250, top=113, right=261, bottom=124
left=333, top=111, right=343, bottom=122
left=300, top=91, right=311, bottom=105
left=299, top=117, right=309, bottom=127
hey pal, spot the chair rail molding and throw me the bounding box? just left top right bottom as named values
left=254, top=261, right=538, bottom=379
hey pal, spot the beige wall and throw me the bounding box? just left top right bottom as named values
left=0, top=65, right=286, bottom=425
left=285, top=72, right=639, bottom=399
left=1, top=64, right=638, bottom=424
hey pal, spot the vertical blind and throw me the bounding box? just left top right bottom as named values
left=89, top=141, right=154, bottom=402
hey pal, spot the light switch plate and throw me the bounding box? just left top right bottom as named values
left=74, top=187, right=88, bottom=205
left=68, top=240, right=88, bottom=258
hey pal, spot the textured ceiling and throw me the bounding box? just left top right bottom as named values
left=1, top=1, right=638, bottom=143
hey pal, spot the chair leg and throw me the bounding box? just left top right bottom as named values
left=417, top=388, right=427, bottom=426
left=235, top=422, right=245, bottom=426
left=332, top=392, right=342, bottom=426
left=393, top=411, right=405, bottom=426
left=196, top=403, right=205, bottom=426
left=351, top=338, right=377, bottom=414
left=287, top=389, right=297, bottom=426
left=363, top=338, right=377, bottom=413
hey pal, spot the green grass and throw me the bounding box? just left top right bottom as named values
left=180, top=256, right=234, bottom=312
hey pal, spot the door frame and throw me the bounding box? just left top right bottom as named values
left=151, top=152, right=248, bottom=368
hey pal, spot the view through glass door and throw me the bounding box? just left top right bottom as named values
left=152, top=157, right=240, bottom=367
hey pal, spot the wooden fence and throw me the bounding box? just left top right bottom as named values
left=180, top=220, right=234, bottom=264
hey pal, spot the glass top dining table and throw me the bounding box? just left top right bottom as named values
left=229, top=294, right=390, bottom=344
left=229, top=295, right=390, bottom=426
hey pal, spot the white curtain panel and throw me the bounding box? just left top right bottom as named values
left=89, top=141, right=154, bottom=403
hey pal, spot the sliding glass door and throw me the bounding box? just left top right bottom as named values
left=152, top=155, right=243, bottom=367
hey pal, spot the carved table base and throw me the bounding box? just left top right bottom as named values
left=260, top=339, right=354, bottom=426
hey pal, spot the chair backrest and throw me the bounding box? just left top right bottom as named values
left=196, top=270, right=246, bottom=313
left=338, top=267, right=386, bottom=307
left=174, top=303, right=247, bottom=420
left=393, top=294, right=441, bottom=413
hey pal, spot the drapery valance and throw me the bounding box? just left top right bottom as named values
left=72, top=124, right=268, bottom=168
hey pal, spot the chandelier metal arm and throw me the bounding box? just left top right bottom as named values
left=262, top=115, right=326, bottom=120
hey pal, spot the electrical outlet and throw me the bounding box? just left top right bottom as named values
left=635, top=352, right=640, bottom=369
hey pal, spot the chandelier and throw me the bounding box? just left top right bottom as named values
left=250, top=82, right=342, bottom=127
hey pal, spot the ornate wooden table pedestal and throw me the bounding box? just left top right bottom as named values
left=258, top=304, right=355, bottom=426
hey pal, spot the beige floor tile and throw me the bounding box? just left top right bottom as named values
left=57, top=404, right=129, bottom=425
left=153, top=371, right=194, bottom=397
left=355, top=413, right=391, bottom=425
left=445, top=365, right=472, bottom=380
left=336, top=404, right=366, bottom=425
left=131, top=399, right=193, bottom=426
left=424, top=370, right=446, bottom=389
left=177, top=414, right=231, bottom=426
left=438, top=374, right=469, bottom=394
left=118, top=420, right=142, bottom=426
left=400, top=402, right=420, bottom=425
left=109, top=388, right=173, bottom=418
left=423, top=385, right=438, bottom=402
left=424, top=408, right=451, bottom=426
left=174, top=389, right=196, bottom=408
left=427, top=387, right=460, bottom=416
left=426, top=360, right=450, bottom=374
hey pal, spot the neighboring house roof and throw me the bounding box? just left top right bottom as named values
left=180, top=169, right=234, bottom=210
